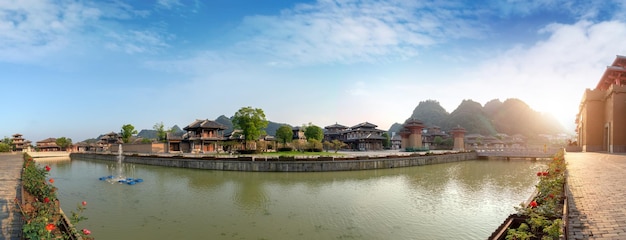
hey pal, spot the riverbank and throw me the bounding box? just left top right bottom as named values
left=70, top=151, right=477, bottom=172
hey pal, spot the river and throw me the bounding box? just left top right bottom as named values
left=46, top=157, right=544, bottom=239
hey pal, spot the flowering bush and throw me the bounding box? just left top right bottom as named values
left=17, top=153, right=93, bottom=239
left=506, top=149, right=566, bottom=240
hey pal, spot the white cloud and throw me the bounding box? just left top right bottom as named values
left=0, top=0, right=100, bottom=62
left=234, top=0, right=485, bottom=65
left=105, top=29, right=171, bottom=54
left=444, top=20, right=626, bottom=131
left=157, top=0, right=183, bottom=9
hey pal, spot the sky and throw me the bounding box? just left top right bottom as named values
left=2, top=0, right=626, bottom=142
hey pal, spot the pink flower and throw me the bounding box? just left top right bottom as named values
left=82, top=201, right=87, bottom=206
left=82, top=229, right=91, bottom=235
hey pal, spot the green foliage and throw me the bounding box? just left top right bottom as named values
left=2, top=136, right=12, bottom=145
left=306, top=139, right=323, bottom=151
left=141, top=138, right=153, bottom=144
left=55, top=137, right=72, bottom=150
left=120, top=124, right=138, bottom=143
left=153, top=122, right=169, bottom=142
left=0, top=142, right=10, bottom=152
left=382, top=132, right=391, bottom=149
left=304, top=124, right=324, bottom=141
left=232, top=107, right=268, bottom=149
left=330, top=139, right=347, bottom=153
left=275, top=125, right=293, bottom=147
left=506, top=223, right=534, bottom=240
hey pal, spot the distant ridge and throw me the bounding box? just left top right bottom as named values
left=389, top=98, right=567, bottom=137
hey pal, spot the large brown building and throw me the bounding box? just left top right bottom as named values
left=577, top=55, right=626, bottom=152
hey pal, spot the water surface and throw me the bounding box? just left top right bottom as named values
left=48, top=158, right=544, bottom=239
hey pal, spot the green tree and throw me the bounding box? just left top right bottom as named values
left=153, top=122, right=169, bottom=142
left=306, top=139, right=323, bottom=151
left=382, top=132, right=391, bottom=149
left=433, top=136, right=443, bottom=147
left=304, top=124, right=324, bottom=141
left=121, top=124, right=138, bottom=143
left=330, top=139, right=347, bottom=153
left=55, top=137, right=72, bottom=151
left=0, top=143, right=10, bottom=152
left=275, top=125, right=293, bottom=148
left=232, top=106, right=268, bottom=150
left=0, top=136, right=11, bottom=152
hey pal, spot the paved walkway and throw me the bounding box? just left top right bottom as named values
left=0, top=153, right=22, bottom=240
left=567, top=152, right=626, bottom=239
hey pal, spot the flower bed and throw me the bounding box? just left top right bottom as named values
left=489, top=149, right=567, bottom=240
left=15, top=153, right=93, bottom=240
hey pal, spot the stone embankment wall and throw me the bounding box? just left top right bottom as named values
left=70, top=152, right=477, bottom=172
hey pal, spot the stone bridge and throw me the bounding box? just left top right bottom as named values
left=474, top=147, right=559, bottom=159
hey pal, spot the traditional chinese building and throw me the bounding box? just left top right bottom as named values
left=36, top=138, right=61, bottom=151
left=400, top=118, right=425, bottom=150
left=323, top=123, right=348, bottom=142
left=342, top=122, right=386, bottom=151
left=181, top=119, right=228, bottom=153
left=577, top=55, right=626, bottom=152
left=11, top=133, right=31, bottom=152
left=450, top=126, right=466, bottom=151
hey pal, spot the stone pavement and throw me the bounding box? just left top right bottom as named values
left=566, top=152, right=626, bottom=239
left=0, top=153, right=22, bottom=240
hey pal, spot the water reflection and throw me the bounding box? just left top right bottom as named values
left=49, top=158, right=545, bottom=240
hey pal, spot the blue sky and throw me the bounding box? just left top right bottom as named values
left=2, top=0, right=626, bottom=142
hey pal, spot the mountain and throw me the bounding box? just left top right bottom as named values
left=392, top=98, right=566, bottom=137
left=444, top=99, right=497, bottom=135
left=409, top=100, right=449, bottom=127
left=137, top=125, right=186, bottom=140
left=137, top=129, right=157, bottom=139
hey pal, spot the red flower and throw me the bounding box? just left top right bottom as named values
left=45, top=165, right=51, bottom=171
left=536, top=172, right=542, bottom=176
left=530, top=201, right=538, bottom=208
left=82, top=201, right=87, bottom=206
left=542, top=172, right=549, bottom=176
left=82, top=229, right=91, bottom=235
left=46, top=223, right=56, bottom=232
left=549, top=193, right=555, bottom=199
left=49, top=178, right=54, bottom=183
left=43, top=197, right=50, bottom=203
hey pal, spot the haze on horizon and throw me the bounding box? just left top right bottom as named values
left=3, top=0, right=626, bottom=142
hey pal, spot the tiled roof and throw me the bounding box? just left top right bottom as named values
left=350, top=122, right=378, bottom=129
left=184, top=119, right=228, bottom=130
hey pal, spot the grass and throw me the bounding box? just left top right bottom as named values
left=257, top=151, right=343, bottom=157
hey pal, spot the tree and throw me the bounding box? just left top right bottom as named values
left=433, top=136, right=443, bottom=148
left=231, top=106, right=268, bottom=150
left=330, top=139, right=347, bottom=153
left=306, top=139, right=323, bottom=152
left=55, top=137, right=72, bottom=151
left=0, top=143, right=10, bottom=152
left=275, top=125, right=293, bottom=148
left=304, top=124, right=324, bottom=141
left=153, top=122, right=169, bottom=142
left=382, top=132, right=391, bottom=149
left=121, top=124, right=138, bottom=143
